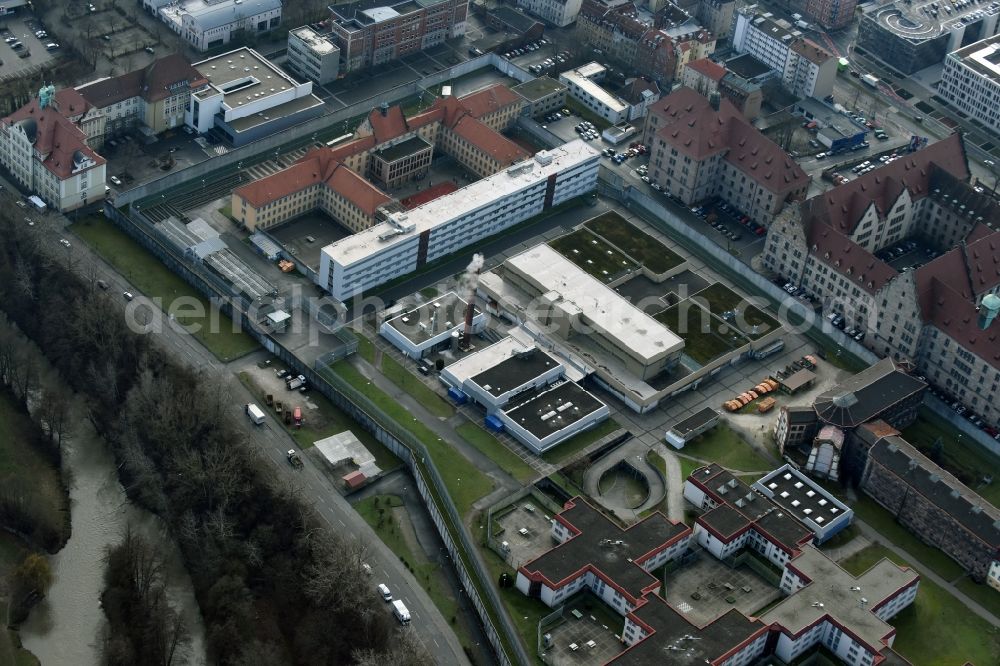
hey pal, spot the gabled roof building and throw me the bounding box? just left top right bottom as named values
left=763, top=133, right=1000, bottom=427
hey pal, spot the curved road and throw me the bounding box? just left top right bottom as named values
left=17, top=198, right=470, bottom=665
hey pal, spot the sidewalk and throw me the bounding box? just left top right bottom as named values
left=855, top=520, right=1000, bottom=629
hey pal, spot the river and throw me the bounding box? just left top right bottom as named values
left=20, top=418, right=207, bottom=666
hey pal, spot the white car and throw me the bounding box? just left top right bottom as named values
left=59, top=238, right=70, bottom=247
left=110, top=175, right=122, bottom=186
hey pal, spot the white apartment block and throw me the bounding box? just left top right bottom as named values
left=319, top=140, right=600, bottom=301
left=732, top=6, right=835, bottom=99
left=516, top=0, right=582, bottom=27
left=287, top=25, right=341, bottom=85
left=559, top=64, right=631, bottom=123
left=939, top=34, right=1000, bottom=138
left=147, top=0, right=282, bottom=51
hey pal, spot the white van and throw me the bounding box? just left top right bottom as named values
left=377, top=583, right=392, bottom=602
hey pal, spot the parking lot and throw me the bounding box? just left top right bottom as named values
left=491, top=501, right=559, bottom=570
left=660, top=551, right=781, bottom=626
left=0, top=13, right=58, bottom=81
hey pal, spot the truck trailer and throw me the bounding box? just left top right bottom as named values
left=391, top=600, right=410, bottom=625
left=861, top=74, right=879, bottom=88
left=245, top=403, right=266, bottom=425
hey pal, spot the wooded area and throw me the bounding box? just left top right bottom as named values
left=0, top=214, right=431, bottom=664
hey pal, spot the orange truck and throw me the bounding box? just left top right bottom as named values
left=293, top=406, right=303, bottom=428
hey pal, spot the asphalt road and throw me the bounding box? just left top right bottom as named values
left=6, top=184, right=471, bottom=666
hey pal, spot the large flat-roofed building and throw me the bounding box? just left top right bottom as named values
left=731, top=7, right=836, bottom=100
left=147, top=0, right=282, bottom=51
left=752, top=464, right=854, bottom=543
left=511, top=77, right=567, bottom=117
left=858, top=0, right=1000, bottom=74
left=516, top=497, right=692, bottom=611
left=501, top=381, right=609, bottom=453
left=762, top=546, right=919, bottom=665
left=185, top=48, right=325, bottom=146
left=319, top=140, right=599, bottom=300
left=287, top=25, right=341, bottom=85
left=440, top=337, right=565, bottom=412
left=684, top=464, right=815, bottom=568
left=379, top=291, right=486, bottom=359
left=939, top=34, right=1000, bottom=138
left=484, top=243, right=685, bottom=380
left=559, top=63, right=632, bottom=123
left=329, top=0, right=468, bottom=73
left=859, top=430, right=1000, bottom=583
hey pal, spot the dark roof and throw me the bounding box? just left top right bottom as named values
left=488, top=5, right=543, bottom=32
left=869, top=435, right=1000, bottom=547
left=784, top=405, right=819, bottom=425
left=812, top=358, right=926, bottom=428
left=669, top=407, right=720, bottom=437
left=470, top=347, right=560, bottom=397
left=502, top=382, right=606, bottom=439
left=754, top=465, right=852, bottom=531
left=648, top=87, right=807, bottom=194
left=517, top=497, right=690, bottom=603
left=689, top=464, right=813, bottom=552
left=611, top=600, right=767, bottom=665
left=78, top=53, right=205, bottom=107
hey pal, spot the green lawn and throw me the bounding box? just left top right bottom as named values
left=380, top=355, right=454, bottom=419
left=900, top=410, right=1000, bottom=505
left=584, top=211, right=684, bottom=274
left=852, top=496, right=966, bottom=581
left=549, top=228, right=638, bottom=284
left=355, top=495, right=470, bottom=645
left=954, top=577, right=1000, bottom=619
left=678, top=455, right=704, bottom=480
left=355, top=333, right=375, bottom=364
left=479, top=543, right=551, bottom=665
left=457, top=423, right=537, bottom=485
left=679, top=423, right=774, bottom=473
left=566, top=98, right=611, bottom=130
left=692, top=283, right=782, bottom=340
left=655, top=302, right=746, bottom=365
left=838, top=545, right=1000, bottom=666
left=70, top=216, right=259, bottom=362
left=236, top=371, right=400, bottom=471
left=326, top=362, right=494, bottom=515
left=541, top=418, right=621, bottom=464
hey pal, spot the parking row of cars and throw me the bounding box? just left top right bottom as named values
left=928, top=385, right=1000, bottom=440
left=527, top=50, right=572, bottom=76
left=574, top=120, right=599, bottom=141
left=502, top=40, right=549, bottom=61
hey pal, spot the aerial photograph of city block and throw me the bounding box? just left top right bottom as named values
left=1, top=0, right=1000, bottom=664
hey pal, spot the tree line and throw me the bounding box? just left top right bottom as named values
left=0, top=213, right=431, bottom=665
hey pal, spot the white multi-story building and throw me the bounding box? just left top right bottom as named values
left=286, top=25, right=341, bottom=85
left=732, top=6, right=835, bottom=100
left=319, top=140, right=600, bottom=301
left=516, top=0, right=582, bottom=27
left=939, top=34, right=1000, bottom=139
left=147, top=0, right=282, bottom=51
left=558, top=63, right=656, bottom=123
left=185, top=48, right=324, bottom=145
left=0, top=86, right=106, bottom=212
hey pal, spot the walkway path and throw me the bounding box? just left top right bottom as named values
left=652, top=443, right=686, bottom=523
left=854, top=520, right=1000, bottom=628
left=582, top=437, right=665, bottom=520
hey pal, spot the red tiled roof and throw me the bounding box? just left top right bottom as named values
left=3, top=98, right=105, bottom=179
left=78, top=53, right=205, bottom=108
left=806, top=218, right=898, bottom=294
left=652, top=87, right=808, bottom=194
left=366, top=105, right=410, bottom=144
left=53, top=88, right=91, bottom=118
left=811, top=134, right=969, bottom=235
left=449, top=114, right=528, bottom=166
left=234, top=152, right=391, bottom=216
left=457, top=84, right=522, bottom=119
left=685, top=58, right=726, bottom=82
